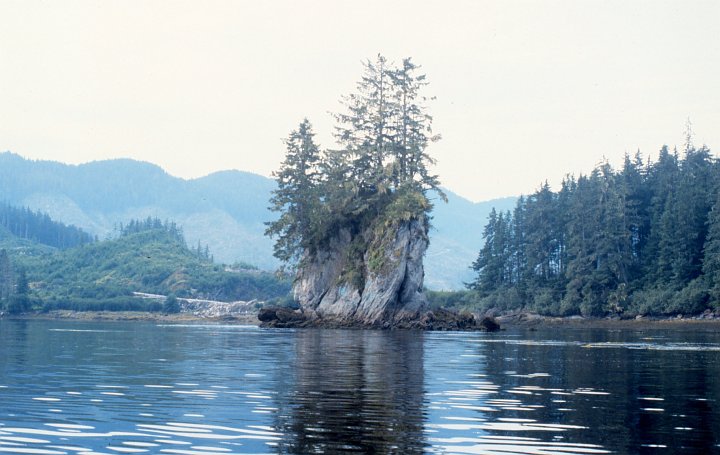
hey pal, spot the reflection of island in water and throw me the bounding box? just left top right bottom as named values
left=274, top=329, right=425, bottom=453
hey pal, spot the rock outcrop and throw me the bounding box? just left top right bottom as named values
left=294, top=219, right=428, bottom=327
left=260, top=218, right=493, bottom=330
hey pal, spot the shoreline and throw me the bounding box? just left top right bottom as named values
left=496, top=312, right=720, bottom=330
left=4, top=309, right=720, bottom=330
left=3, top=310, right=261, bottom=325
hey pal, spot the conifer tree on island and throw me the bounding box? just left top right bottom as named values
left=265, top=56, right=478, bottom=329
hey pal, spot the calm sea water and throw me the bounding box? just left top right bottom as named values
left=0, top=320, right=719, bottom=454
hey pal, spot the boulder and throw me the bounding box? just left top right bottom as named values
left=258, top=307, right=307, bottom=327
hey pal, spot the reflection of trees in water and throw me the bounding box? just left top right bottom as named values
left=274, top=329, right=425, bottom=453
left=480, top=329, right=720, bottom=453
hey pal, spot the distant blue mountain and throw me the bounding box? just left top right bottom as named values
left=426, top=190, right=517, bottom=289
left=0, top=152, right=516, bottom=289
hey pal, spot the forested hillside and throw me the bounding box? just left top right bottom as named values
left=0, top=212, right=291, bottom=314
left=0, top=203, right=93, bottom=249
left=0, top=152, right=508, bottom=289
left=0, top=152, right=276, bottom=269
left=466, top=142, right=720, bottom=317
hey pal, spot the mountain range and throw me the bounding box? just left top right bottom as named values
left=0, top=152, right=516, bottom=289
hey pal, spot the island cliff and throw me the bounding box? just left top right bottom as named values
left=261, top=55, right=493, bottom=330
left=294, top=219, right=427, bottom=327
left=262, top=216, right=488, bottom=330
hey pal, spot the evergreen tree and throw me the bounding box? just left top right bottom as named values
left=332, top=55, right=444, bottom=202
left=510, top=195, right=528, bottom=286
left=0, top=249, right=12, bottom=305
left=265, top=119, right=323, bottom=262
left=524, top=182, right=561, bottom=285
left=621, top=152, right=649, bottom=272
left=644, top=146, right=679, bottom=283
left=267, top=56, right=445, bottom=273
left=163, top=293, right=181, bottom=314
left=388, top=58, right=443, bottom=194
left=7, top=268, right=30, bottom=314
left=469, top=209, right=512, bottom=291
left=0, top=202, right=92, bottom=249
left=333, top=55, right=394, bottom=196
left=16, top=268, right=28, bottom=296
left=703, top=192, right=720, bottom=307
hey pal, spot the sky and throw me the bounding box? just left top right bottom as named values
left=1, top=0, right=719, bottom=202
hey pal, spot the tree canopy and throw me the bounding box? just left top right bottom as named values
left=0, top=203, right=93, bottom=249
left=266, top=55, right=444, bottom=265
left=468, top=141, right=720, bottom=317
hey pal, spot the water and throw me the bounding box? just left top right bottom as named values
left=0, top=320, right=719, bottom=454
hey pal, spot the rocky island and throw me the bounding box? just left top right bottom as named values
left=260, top=216, right=491, bottom=330
left=261, top=56, right=493, bottom=331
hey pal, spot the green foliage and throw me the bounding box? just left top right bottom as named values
left=426, top=289, right=483, bottom=310
left=627, top=286, right=679, bottom=316
left=43, top=297, right=162, bottom=312
left=0, top=202, right=93, bottom=249
left=378, top=187, right=432, bottom=229
left=0, top=248, right=12, bottom=304
left=163, top=293, right=180, bottom=314
left=0, top=248, right=34, bottom=314
left=0, top=151, right=280, bottom=270
left=11, top=225, right=290, bottom=310
left=4, top=267, right=32, bottom=314
left=6, top=294, right=30, bottom=314
left=341, top=236, right=368, bottom=288
left=464, top=141, right=720, bottom=317
left=120, top=217, right=184, bottom=243
left=266, top=56, right=444, bottom=280
left=265, top=119, right=324, bottom=263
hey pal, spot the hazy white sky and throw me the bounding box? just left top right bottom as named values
left=1, top=0, right=718, bottom=202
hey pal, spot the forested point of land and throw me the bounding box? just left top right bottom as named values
left=444, top=140, right=720, bottom=317
left=0, top=209, right=291, bottom=314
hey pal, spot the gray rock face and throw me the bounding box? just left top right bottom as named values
left=293, top=219, right=429, bottom=327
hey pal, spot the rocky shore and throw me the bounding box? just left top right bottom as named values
left=5, top=306, right=720, bottom=331
left=257, top=306, right=501, bottom=331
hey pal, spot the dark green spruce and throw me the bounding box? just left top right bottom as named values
left=456, top=141, right=720, bottom=317
left=266, top=55, right=445, bottom=275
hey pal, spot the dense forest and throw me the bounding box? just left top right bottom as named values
left=0, top=202, right=93, bottom=249
left=459, top=139, right=720, bottom=317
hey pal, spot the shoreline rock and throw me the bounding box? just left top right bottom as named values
left=257, top=306, right=500, bottom=331
left=7, top=308, right=720, bottom=331
left=294, top=220, right=430, bottom=327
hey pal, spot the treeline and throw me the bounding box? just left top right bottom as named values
left=0, top=202, right=93, bottom=249
left=119, top=217, right=213, bottom=262
left=119, top=217, right=184, bottom=241
left=44, top=296, right=162, bottom=313
left=467, top=142, right=720, bottom=317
